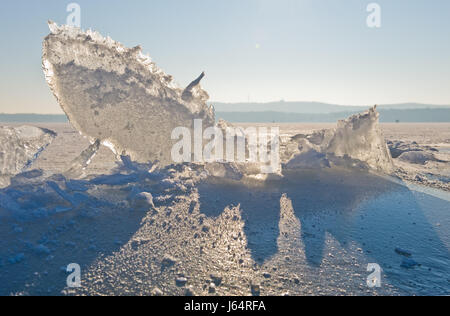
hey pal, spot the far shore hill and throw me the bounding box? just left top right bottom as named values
left=1, top=102, right=450, bottom=123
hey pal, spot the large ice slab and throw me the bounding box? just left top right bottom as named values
left=43, top=21, right=214, bottom=167
left=285, top=106, right=394, bottom=173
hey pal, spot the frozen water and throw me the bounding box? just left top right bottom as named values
left=63, top=139, right=100, bottom=178
left=326, top=106, right=394, bottom=172
left=43, top=22, right=394, bottom=177
left=0, top=124, right=449, bottom=295
left=285, top=106, right=394, bottom=173
left=0, top=21, right=446, bottom=296
left=43, top=21, right=214, bottom=167
left=0, top=126, right=56, bottom=186
left=398, top=151, right=440, bottom=165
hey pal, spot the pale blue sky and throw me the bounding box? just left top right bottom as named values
left=0, top=0, right=449, bottom=113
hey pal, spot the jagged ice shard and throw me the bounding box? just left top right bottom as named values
left=43, top=21, right=214, bottom=167
left=284, top=106, right=394, bottom=173
left=0, top=126, right=56, bottom=186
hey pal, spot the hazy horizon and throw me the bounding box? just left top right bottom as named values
left=1, top=0, right=450, bottom=114
left=1, top=101, right=450, bottom=115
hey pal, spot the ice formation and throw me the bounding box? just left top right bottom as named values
left=63, top=139, right=100, bottom=178
left=398, top=151, right=441, bottom=165
left=284, top=106, right=394, bottom=173
left=43, top=21, right=214, bottom=167
left=42, top=22, right=393, bottom=176
left=0, top=126, right=56, bottom=185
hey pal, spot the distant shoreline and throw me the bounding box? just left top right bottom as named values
left=0, top=114, right=68, bottom=123
left=2, top=108, right=450, bottom=124
left=216, top=109, right=450, bottom=123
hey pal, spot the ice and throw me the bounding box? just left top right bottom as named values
left=400, top=258, right=419, bottom=269
left=398, top=151, right=440, bottom=165
left=63, top=139, right=100, bottom=178
left=42, top=21, right=214, bottom=167
left=34, top=244, right=51, bottom=256
left=285, top=149, right=330, bottom=169
left=129, top=192, right=155, bottom=210
left=387, top=140, right=437, bottom=158
left=395, top=247, right=412, bottom=257
left=284, top=106, right=394, bottom=173
left=8, top=253, right=25, bottom=264
left=390, top=138, right=450, bottom=190
left=0, top=126, right=56, bottom=186
left=205, top=162, right=244, bottom=180
left=43, top=22, right=393, bottom=177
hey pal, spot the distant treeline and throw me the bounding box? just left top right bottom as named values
left=216, top=109, right=450, bottom=123
left=1, top=109, right=450, bottom=124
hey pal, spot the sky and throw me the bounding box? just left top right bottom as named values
left=0, top=0, right=449, bottom=114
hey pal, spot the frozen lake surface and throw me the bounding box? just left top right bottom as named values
left=0, top=168, right=448, bottom=296
left=0, top=123, right=448, bottom=296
